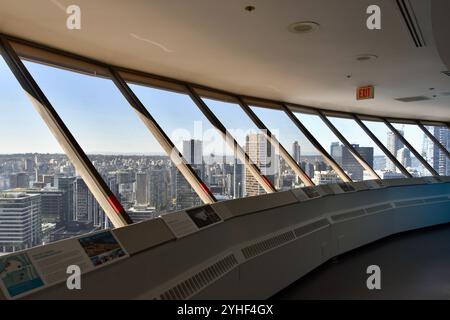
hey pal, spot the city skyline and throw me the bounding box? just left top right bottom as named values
left=0, top=57, right=429, bottom=157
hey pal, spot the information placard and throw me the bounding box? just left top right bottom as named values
left=0, top=230, right=128, bottom=300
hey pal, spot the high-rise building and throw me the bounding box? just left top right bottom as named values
left=424, top=126, right=450, bottom=176
left=387, top=129, right=404, bottom=171
left=9, top=172, right=29, bottom=189
left=183, top=139, right=203, bottom=166
left=148, top=169, right=170, bottom=211
left=176, top=170, right=202, bottom=210
left=73, top=177, right=94, bottom=223
left=397, top=147, right=412, bottom=168
left=176, top=140, right=204, bottom=209
left=135, top=172, right=148, bottom=205
left=55, top=176, right=75, bottom=223
left=330, top=143, right=373, bottom=181
left=0, top=192, right=42, bottom=253
left=292, top=141, right=301, bottom=164
left=244, top=133, right=278, bottom=197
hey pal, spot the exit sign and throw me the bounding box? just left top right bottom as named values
left=357, top=86, right=375, bottom=100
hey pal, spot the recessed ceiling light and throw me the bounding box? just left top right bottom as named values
left=288, top=21, right=320, bottom=34
left=355, top=54, right=378, bottom=62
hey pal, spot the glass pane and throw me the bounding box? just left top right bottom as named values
left=292, top=112, right=359, bottom=183
left=250, top=106, right=333, bottom=188
left=0, top=54, right=109, bottom=254
left=201, top=98, right=279, bottom=196
left=328, top=116, right=407, bottom=180
left=391, top=123, right=438, bottom=176
left=23, top=59, right=199, bottom=224
left=127, top=83, right=241, bottom=201
left=362, top=120, right=432, bottom=177
left=422, top=125, right=449, bottom=175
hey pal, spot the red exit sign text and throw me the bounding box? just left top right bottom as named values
left=357, top=86, right=375, bottom=100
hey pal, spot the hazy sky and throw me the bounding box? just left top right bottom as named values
left=0, top=55, right=428, bottom=158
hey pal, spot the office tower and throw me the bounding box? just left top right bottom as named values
left=72, top=177, right=96, bottom=223
left=9, top=172, right=30, bottom=189
left=24, top=158, right=34, bottom=172
left=55, top=176, right=75, bottom=223
left=292, top=141, right=301, bottom=163
left=183, top=139, right=205, bottom=180
left=117, top=170, right=134, bottom=184
left=22, top=188, right=64, bottom=224
left=176, top=170, right=202, bottom=210
left=304, top=162, right=315, bottom=179
left=244, top=133, right=277, bottom=197
left=176, top=140, right=204, bottom=209
left=330, top=142, right=342, bottom=165
left=397, top=147, right=412, bottom=168
left=0, top=192, right=42, bottom=253
left=233, top=160, right=244, bottom=199
left=148, top=169, right=170, bottom=211
left=330, top=143, right=373, bottom=181
left=135, top=172, right=148, bottom=205
left=387, top=130, right=404, bottom=171
left=183, top=139, right=203, bottom=166
left=437, top=127, right=450, bottom=175
left=425, top=126, right=449, bottom=176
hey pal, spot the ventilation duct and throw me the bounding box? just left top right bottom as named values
left=395, top=96, right=431, bottom=102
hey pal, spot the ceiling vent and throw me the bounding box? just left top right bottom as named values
left=396, top=0, right=426, bottom=47
left=395, top=96, right=431, bottom=102
left=442, top=71, right=450, bottom=77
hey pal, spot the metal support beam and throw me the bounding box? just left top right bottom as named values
left=0, top=36, right=132, bottom=227
left=384, top=120, right=439, bottom=176
left=318, top=111, right=381, bottom=180
left=109, top=68, right=217, bottom=204
left=280, top=104, right=352, bottom=183
left=185, top=85, right=277, bottom=194
left=417, top=122, right=450, bottom=160
left=235, top=97, right=314, bottom=187
left=354, top=116, right=412, bottom=178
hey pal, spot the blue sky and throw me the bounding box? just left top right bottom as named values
left=0, top=55, right=427, bottom=158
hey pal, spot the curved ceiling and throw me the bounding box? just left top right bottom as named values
left=0, top=0, right=449, bottom=121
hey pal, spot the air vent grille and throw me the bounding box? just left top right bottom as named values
left=366, top=203, right=393, bottom=214
left=396, top=0, right=426, bottom=47
left=159, top=254, right=238, bottom=300
left=442, top=71, right=450, bottom=77
left=395, top=96, right=431, bottom=103
left=242, top=231, right=295, bottom=259
left=332, top=209, right=366, bottom=222
left=294, top=219, right=330, bottom=237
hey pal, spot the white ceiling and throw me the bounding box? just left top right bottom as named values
left=0, top=0, right=449, bottom=121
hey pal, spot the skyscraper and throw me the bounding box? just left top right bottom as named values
left=9, top=172, right=30, bottom=189
left=54, top=176, right=75, bottom=223
left=135, top=172, right=148, bottom=206
left=245, top=133, right=278, bottom=196
left=176, top=140, right=204, bottom=209
left=183, top=139, right=203, bottom=166
left=0, top=192, right=42, bottom=253
left=387, top=130, right=404, bottom=171
left=397, top=147, right=412, bottom=168
left=330, top=143, right=373, bottom=181
left=292, top=141, right=301, bottom=164
left=424, top=126, right=450, bottom=176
